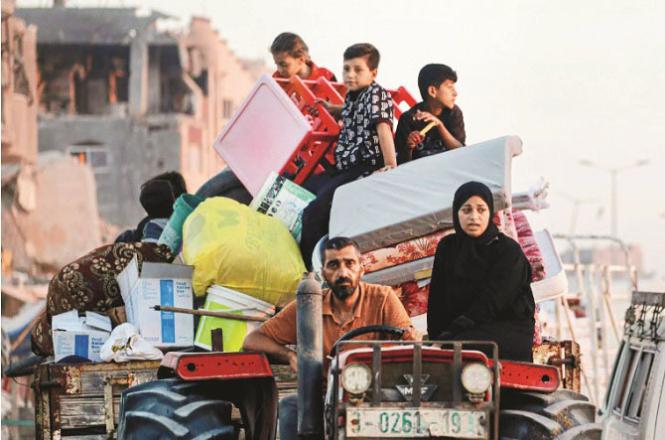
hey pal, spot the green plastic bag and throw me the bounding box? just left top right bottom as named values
left=182, top=197, right=305, bottom=305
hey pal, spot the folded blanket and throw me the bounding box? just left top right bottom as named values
left=362, top=257, right=435, bottom=286
left=361, top=229, right=452, bottom=273
left=393, top=281, right=430, bottom=317
left=513, top=210, right=546, bottom=282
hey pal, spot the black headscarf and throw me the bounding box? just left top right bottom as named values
left=452, top=181, right=500, bottom=279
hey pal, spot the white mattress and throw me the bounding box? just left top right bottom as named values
left=329, top=136, right=523, bottom=252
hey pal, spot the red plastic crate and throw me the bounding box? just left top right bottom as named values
left=213, top=74, right=416, bottom=195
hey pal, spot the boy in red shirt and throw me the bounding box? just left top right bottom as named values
left=270, top=32, right=336, bottom=81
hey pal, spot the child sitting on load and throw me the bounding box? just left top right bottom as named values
left=271, top=32, right=336, bottom=81
left=395, top=63, right=466, bottom=164
left=299, top=43, right=396, bottom=269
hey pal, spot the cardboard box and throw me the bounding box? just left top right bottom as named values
left=52, top=310, right=112, bottom=362
left=116, top=256, right=194, bottom=348
left=250, top=172, right=315, bottom=242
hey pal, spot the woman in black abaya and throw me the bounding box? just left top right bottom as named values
left=427, top=181, right=535, bottom=361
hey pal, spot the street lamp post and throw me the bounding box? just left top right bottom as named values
left=579, top=159, right=650, bottom=237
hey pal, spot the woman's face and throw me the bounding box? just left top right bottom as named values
left=458, top=195, right=490, bottom=237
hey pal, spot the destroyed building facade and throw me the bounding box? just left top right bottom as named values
left=16, top=6, right=265, bottom=226
left=2, top=0, right=38, bottom=165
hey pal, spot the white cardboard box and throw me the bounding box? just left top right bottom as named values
left=52, top=310, right=112, bottom=362
left=116, top=256, right=194, bottom=348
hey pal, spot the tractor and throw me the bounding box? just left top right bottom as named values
left=116, top=274, right=601, bottom=440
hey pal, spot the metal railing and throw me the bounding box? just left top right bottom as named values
left=550, top=234, right=637, bottom=405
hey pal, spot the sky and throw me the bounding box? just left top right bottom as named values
left=18, top=0, right=665, bottom=287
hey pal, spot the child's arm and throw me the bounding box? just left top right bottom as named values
left=316, top=99, right=343, bottom=118
left=395, top=114, right=417, bottom=164
left=416, top=110, right=463, bottom=149
left=375, top=122, right=397, bottom=172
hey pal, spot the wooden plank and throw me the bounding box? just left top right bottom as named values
left=58, top=395, right=121, bottom=429
left=75, top=363, right=160, bottom=396
left=62, top=435, right=108, bottom=440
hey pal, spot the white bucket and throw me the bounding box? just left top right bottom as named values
left=194, top=285, right=275, bottom=352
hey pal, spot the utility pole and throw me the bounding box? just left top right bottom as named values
left=579, top=159, right=649, bottom=238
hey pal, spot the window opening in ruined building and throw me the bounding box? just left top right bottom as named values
left=158, top=45, right=195, bottom=115
left=193, top=70, right=208, bottom=95
left=68, top=144, right=111, bottom=174
left=38, top=46, right=129, bottom=115
left=223, top=99, right=234, bottom=118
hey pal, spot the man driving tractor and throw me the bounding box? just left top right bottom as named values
left=242, top=236, right=420, bottom=440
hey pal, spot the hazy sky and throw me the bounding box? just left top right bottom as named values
left=18, top=0, right=665, bottom=286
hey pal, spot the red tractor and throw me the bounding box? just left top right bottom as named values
left=116, top=276, right=600, bottom=440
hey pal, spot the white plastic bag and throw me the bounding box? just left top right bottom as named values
left=100, top=323, right=163, bottom=362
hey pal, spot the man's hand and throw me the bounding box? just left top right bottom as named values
left=287, top=350, right=298, bottom=373
left=415, top=110, right=443, bottom=127
left=406, top=131, right=424, bottom=149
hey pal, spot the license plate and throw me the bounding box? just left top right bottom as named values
left=346, top=407, right=487, bottom=438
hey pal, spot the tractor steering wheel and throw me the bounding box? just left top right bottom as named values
left=330, top=325, right=406, bottom=358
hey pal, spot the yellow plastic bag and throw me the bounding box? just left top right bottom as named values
left=182, top=197, right=305, bottom=305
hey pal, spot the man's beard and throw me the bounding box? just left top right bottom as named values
left=330, top=277, right=357, bottom=300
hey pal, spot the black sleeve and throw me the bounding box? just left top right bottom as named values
left=449, top=106, right=466, bottom=145
left=463, top=241, right=530, bottom=324
left=395, top=112, right=413, bottom=165
left=427, top=239, right=452, bottom=338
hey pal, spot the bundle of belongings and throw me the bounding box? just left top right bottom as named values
left=33, top=90, right=556, bottom=361
left=326, top=136, right=548, bottom=344
left=32, top=242, right=174, bottom=357
left=32, top=197, right=307, bottom=360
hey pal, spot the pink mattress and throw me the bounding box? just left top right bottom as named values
left=513, top=210, right=546, bottom=282
left=361, top=229, right=452, bottom=274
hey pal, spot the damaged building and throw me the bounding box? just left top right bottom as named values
left=16, top=5, right=266, bottom=226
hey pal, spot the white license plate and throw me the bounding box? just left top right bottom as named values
left=346, top=407, right=487, bottom=438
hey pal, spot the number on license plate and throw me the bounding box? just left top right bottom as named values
left=346, top=408, right=486, bottom=438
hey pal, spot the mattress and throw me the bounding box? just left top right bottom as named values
left=361, top=229, right=452, bottom=274
left=330, top=136, right=523, bottom=252
left=393, top=280, right=430, bottom=317
left=362, top=257, right=434, bottom=286
left=493, top=209, right=518, bottom=242
left=513, top=210, right=546, bottom=282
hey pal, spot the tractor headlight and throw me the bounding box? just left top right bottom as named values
left=341, top=363, right=372, bottom=395
left=461, top=363, right=492, bottom=394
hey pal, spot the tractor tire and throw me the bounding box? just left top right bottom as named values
left=195, top=168, right=252, bottom=205
left=117, top=378, right=236, bottom=440
left=499, top=389, right=602, bottom=440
